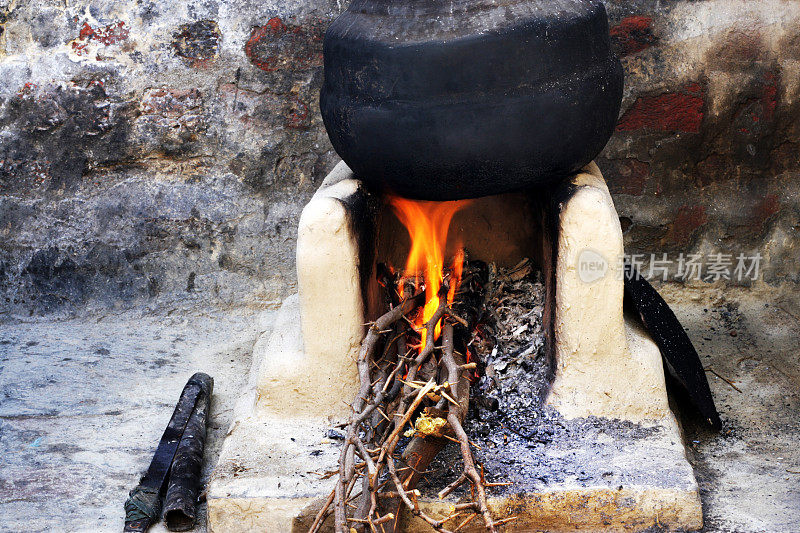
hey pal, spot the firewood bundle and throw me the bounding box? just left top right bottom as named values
left=309, top=260, right=515, bottom=533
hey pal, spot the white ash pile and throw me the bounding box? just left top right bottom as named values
left=467, top=258, right=554, bottom=448
left=417, top=259, right=659, bottom=497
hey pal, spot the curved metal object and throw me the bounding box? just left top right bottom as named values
left=623, top=265, right=722, bottom=430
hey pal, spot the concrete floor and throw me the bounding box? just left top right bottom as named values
left=0, top=284, right=797, bottom=532
left=0, top=306, right=276, bottom=533
left=663, top=284, right=800, bottom=532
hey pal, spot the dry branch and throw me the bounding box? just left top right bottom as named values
left=309, top=263, right=506, bottom=533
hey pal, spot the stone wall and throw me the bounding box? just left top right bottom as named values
left=0, top=0, right=343, bottom=315
left=0, top=0, right=797, bottom=315
left=601, top=0, right=800, bottom=287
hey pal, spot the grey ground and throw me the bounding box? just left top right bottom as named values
left=668, top=285, right=800, bottom=533
left=0, top=284, right=798, bottom=533
left=0, top=305, right=276, bottom=533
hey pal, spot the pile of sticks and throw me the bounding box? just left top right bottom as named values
left=308, top=262, right=514, bottom=533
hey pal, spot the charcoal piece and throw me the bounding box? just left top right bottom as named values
left=162, top=373, right=214, bottom=531
left=325, top=429, right=345, bottom=440
left=623, top=264, right=722, bottom=430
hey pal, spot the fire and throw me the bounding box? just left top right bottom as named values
left=388, top=196, right=470, bottom=348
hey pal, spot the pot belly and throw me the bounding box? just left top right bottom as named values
left=321, top=59, right=623, bottom=200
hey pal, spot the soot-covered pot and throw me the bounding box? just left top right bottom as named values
left=320, top=0, right=623, bottom=200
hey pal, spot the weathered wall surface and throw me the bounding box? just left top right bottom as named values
left=0, top=0, right=797, bottom=315
left=0, top=0, right=343, bottom=315
left=601, top=0, right=800, bottom=286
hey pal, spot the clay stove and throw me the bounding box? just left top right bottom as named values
left=206, top=161, right=704, bottom=532
left=206, top=0, right=708, bottom=529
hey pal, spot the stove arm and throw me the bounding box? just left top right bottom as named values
left=257, top=162, right=369, bottom=419
left=544, top=163, right=673, bottom=423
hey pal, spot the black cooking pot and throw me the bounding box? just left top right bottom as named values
left=320, top=0, right=623, bottom=200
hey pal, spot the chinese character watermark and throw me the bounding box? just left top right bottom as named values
left=577, top=250, right=762, bottom=283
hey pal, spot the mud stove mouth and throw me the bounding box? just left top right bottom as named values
left=206, top=161, right=707, bottom=532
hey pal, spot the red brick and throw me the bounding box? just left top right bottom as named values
left=244, top=17, right=323, bottom=72
left=617, top=83, right=705, bottom=133
left=771, top=141, right=800, bottom=172
left=760, top=71, right=779, bottom=122
left=72, top=21, right=129, bottom=56
left=608, top=159, right=649, bottom=195
left=664, top=205, right=707, bottom=246
left=172, top=20, right=221, bottom=67
left=696, top=153, right=731, bottom=186
left=751, top=194, right=780, bottom=228
left=732, top=70, right=780, bottom=139
left=285, top=97, right=310, bottom=130
left=610, top=16, right=656, bottom=56
left=141, top=88, right=203, bottom=118
left=721, top=31, right=764, bottom=63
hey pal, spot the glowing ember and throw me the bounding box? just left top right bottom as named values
left=388, top=196, right=471, bottom=348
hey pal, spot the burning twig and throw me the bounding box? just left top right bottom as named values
left=309, top=255, right=508, bottom=533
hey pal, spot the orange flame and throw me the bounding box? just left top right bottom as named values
left=388, top=196, right=470, bottom=348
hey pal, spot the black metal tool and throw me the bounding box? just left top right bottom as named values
left=163, top=373, right=213, bottom=531
left=623, top=264, right=722, bottom=430
left=124, top=372, right=214, bottom=532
